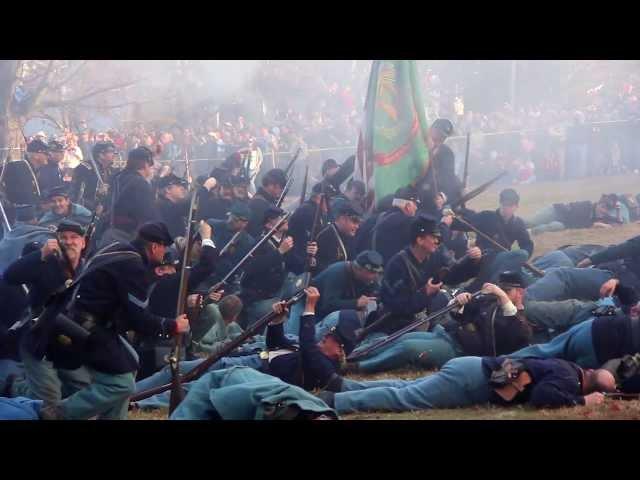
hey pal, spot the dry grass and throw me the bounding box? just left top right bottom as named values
left=130, top=175, right=640, bottom=420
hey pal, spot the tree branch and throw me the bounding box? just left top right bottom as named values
left=48, top=60, right=90, bottom=90
left=40, top=79, right=139, bottom=109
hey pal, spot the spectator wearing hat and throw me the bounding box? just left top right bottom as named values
left=100, top=147, right=159, bottom=247
left=38, top=186, right=92, bottom=230
left=71, top=141, right=118, bottom=212
left=1, top=139, right=48, bottom=207
left=419, top=118, right=463, bottom=206
left=315, top=202, right=362, bottom=274
left=203, top=202, right=255, bottom=286
left=246, top=168, right=287, bottom=237
left=0, top=205, right=56, bottom=274
left=31, top=221, right=190, bottom=420
left=37, top=140, right=66, bottom=196
left=456, top=188, right=534, bottom=290
left=371, top=186, right=421, bottom=266
left=286, top=182, right=330, bottom=275
left=371, top=214, right=481, bottom=336
left=3, top=220, right=92, bottom=404
left=155, top=174, right=189, bottom=239
left=239, top=206, right=294, bottom=328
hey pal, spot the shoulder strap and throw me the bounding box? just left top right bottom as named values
left=398, top=250, right=420, bottom=292
left=331, top=224, right=348, bottom=261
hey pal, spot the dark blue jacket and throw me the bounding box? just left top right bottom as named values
left=37, top=163, right=64, bottom=195
left=247, top=187, right=278, bottom=238
left=266, top=313, right=339, bottom=391
left=109, top=169, right=159, bottom=234
left=315, top=223, right=355, bottom=274
left=591, top=313, right=639, bottom=365
left=482, top=357, right=586, bottom=408
left=455, top=208, right=534, bottom=258
left=287, top=200, right=327, bottom=275
left=372, top=208, right=413, bottom=265
left=204, top=220, right=254, bottom=285
left=240, top=236, right=287, bottom=300
left=589, top=235, right=640, bottom=290
left=1, top=160, right=41, bottom=206
left=312, top=261, right=377, bottom=320
left=156, top=196, right=189, bottom=240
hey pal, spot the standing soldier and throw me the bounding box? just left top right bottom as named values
left=420, top=118, right=464, bottom=208
left=1, top=139, right=48, bottom=208
left=155, top=174, right=189, bottom=240
left=246, top=168, right=287, bottom=237
left=71, top=141, right=118, bottom=213
left=38, top=140, right=66, bottom=195
left=31, top=222, right=190, bottom=420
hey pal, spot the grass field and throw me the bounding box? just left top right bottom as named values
left=131, top=174, right=640, bottom=420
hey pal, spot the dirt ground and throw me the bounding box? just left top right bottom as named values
left=131, top=174, right=640, bottom=420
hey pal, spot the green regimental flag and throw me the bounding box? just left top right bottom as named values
left=356, top=60, right=430, bottom=204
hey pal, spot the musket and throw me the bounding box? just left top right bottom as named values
left=448, top=212, right=545, bottom=278
left=299, top=165, right=309, bottom=207
left=276, top=174, right=295, bottom=209
left=0, top=197, right=12, bottom=233
left=218, top=230, right=243, bottom=257
left=283, top=147, right=302, bottom=177
left=168, top=188, right=200, bottom=414
left=461, top=132, right=471, bottom=207
left=449, top=171, right=508, bottom=211
left=184, top=143, right=192, bottom=188
left=348, top=291, right=483, bottom=362
left=208, top=212, right=292, bottom=294
left=130, top=287, right=308, bottom=403
left=81, top=213, right=98, bottom=258
left=305, top=188, right=326, bottom=273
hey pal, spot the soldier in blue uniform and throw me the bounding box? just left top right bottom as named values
left=346, top=272, right=532, bottom=374
left=319, top=355, right=616, bottom=414
left=371, top=187, right=420, bottom=265
left=155, top=173, right=189, bottom=240
left=71, top=141, right=118, bottom=212
left=0, top=205, right=56, bottom=273
left=455, top=188, right=534, bottom=288
left=315, top=202, right=362, bottom=274
left=419, top=118, right=464, bottom=207
left=100, top=146, right=159, bottom=247
left=577, top=233, right=640, bottom=290
left=38, top=186, right=93, bottom=230
left=286, top=182, right=329, bottom=275
left=246, top=168, right=287, bottom=237
left=1, top=139, right=48, bottom=207
left=4, top=221, right=92, bottom=404
left=330, top=178, right=366, bottom=220
left=204, top=202, right=254, bottom=288
left=239, top=206, right=293, bottom=328
left=371, top=215, right=482, bottom=336
left=32, top=222, right=190, bottom=420
left=37, top=140, right=66, bottom=196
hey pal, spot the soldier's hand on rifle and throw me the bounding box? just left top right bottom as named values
left=577, top=258, right=593, bottom=268
left=203, top=177, right=217, bottom=191
left=467, top=246, right=482, bottom=261
left=278, top=236, right=294, bottom=254
left=208, top=290, right=224, bottom=303
left=187, top=294, right=202, bottom=309
left=584, top=392, right=605, bottom=406
left=304, top=286, right=320, bottom=312
left=440, top=214, right=453, bottom=226
left=198, top=220, right=212, bottom=240
left=175, top=314, right=190, bottom=334
left=41, top=239, right=62, bottom=260
left=599, top=278, right=619, bottom=298
left=306, top=241, right=318, bottom=256
left=455, top=292, right=473, bottom=306
left=425, top=278, right=443, bottom=296
left=356, top=295, right=377, bottom=309
left=270, top=301, right=289, bottom=325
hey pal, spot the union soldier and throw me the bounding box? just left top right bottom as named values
left=239, top=206, right=293, bottom=328
left=38, top=186, right=93, bottom=230
left=246, top=168, right=287, bottom=237
left=577, top=233, right=640, bottom=291
left=37, top=140, right=65, bottom=195
left=1, top=139, right=48, bottom=207
left=100, top=146, right=159, bottom=247
left=330, top=178, right=366, bottom=220
left=419, top=118, right=464, bottom=206
left=315, top=202, right=362, bottom=274
left=155, top=173, right=189, bottom=239
left=33, top=222, right=190, bottom=420
left=71, top=141, right=118, bottom=212
left=319, top=356, right=616, bottom=414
